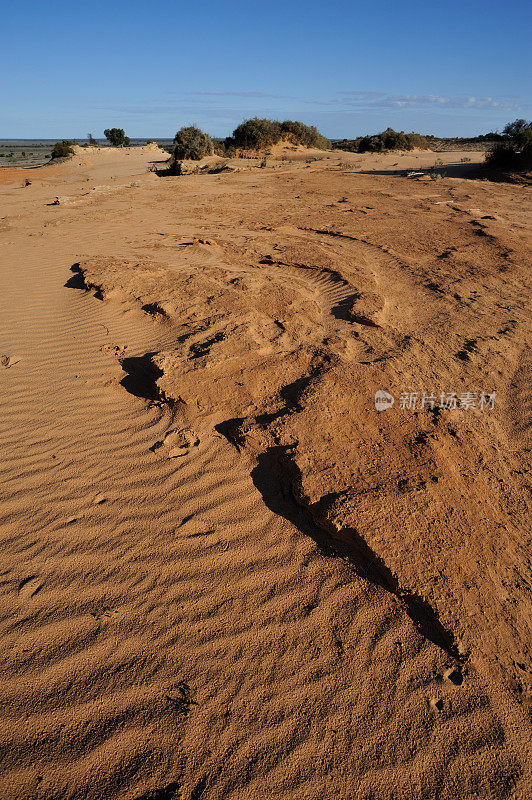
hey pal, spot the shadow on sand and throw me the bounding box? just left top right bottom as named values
left=355, top=161, right=483, bottom=179
left=216, top=425, right=463, bottom=664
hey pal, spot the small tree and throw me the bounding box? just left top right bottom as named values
left=104, top=128, right=130, bottom=147
left=172, top=126, right=213, bottom=160
left=87, top=133, right=98, bottom=147
left=502, top=119, right=530, bottom=139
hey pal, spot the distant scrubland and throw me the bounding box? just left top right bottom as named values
left=4, top=118, right=530, bottom=181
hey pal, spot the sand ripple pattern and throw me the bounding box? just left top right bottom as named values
left=0, top=159, right=530, bottom=799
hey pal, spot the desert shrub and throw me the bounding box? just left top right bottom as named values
left=486, top=143, right=520, bottom=169
left=280, top=120, right=331, bottom=149
left=51, top=140, right=75, bottom=159
left=336, top=128, right=429, bottom=153
left=487, top=141, right=532, bottom=170
left=358, top=135, right=385, bottom=153
left=486, top=119, right=532, bottom=171
left=172, top=126, right=213, bottom=160
left=213, top=139, right=236, bottom=158
left=229, top=117, right=330, bottom=151
left=104, top=128, right=130, bottom=147
left=231, top=118, right=282, bottom=150
left=382, top=129, right=410, bottom=150
left=334, top=138, right=360, bottom=152
left=366, top=128, right=428, bottom=152
left=280, top=119, right=309, bottom=144
left=405, top=132, right=430, bottom=149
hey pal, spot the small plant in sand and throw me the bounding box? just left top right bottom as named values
left=165, top=682, right=198, bottom=715
left=104, top=127, right=130, bottom=147
left=51, top=140, right=76, bottom=159
left=172, top=126, right=214, bottom=160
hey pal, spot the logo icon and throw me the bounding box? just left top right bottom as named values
left=374, top=390, right=395, bottom=412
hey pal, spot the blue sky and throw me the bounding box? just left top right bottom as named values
left=1, top=0, right=530, bottom=139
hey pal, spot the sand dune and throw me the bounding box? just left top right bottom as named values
left=0, top=145, right=530, bottom=799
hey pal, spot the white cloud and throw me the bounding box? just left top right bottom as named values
left=329, top=92, right=521, bottom=111
left=185, top=90, right=522, bottom=112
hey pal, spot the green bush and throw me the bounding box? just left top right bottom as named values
left=51, top=140, right=75, bottom=159
left=279, top=120, right=331, bottom=149
left=358, top=135, right=384, bottom=153
left=172, top=126, right=213, bottom=160
left=486, top=119, right=532, bottom=171
left=334, top=139, right=359, bottom=153
left=104, top=128, right=130, bottom=147
left=336, top=128, right=429, bottom=153
left=213, top=139, right=236, bottom=158
left=228, top=117, right=330, bottom=151
left=231, top=118, right=282, bottom=150
left=405, top=132, right=430, bottom=149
